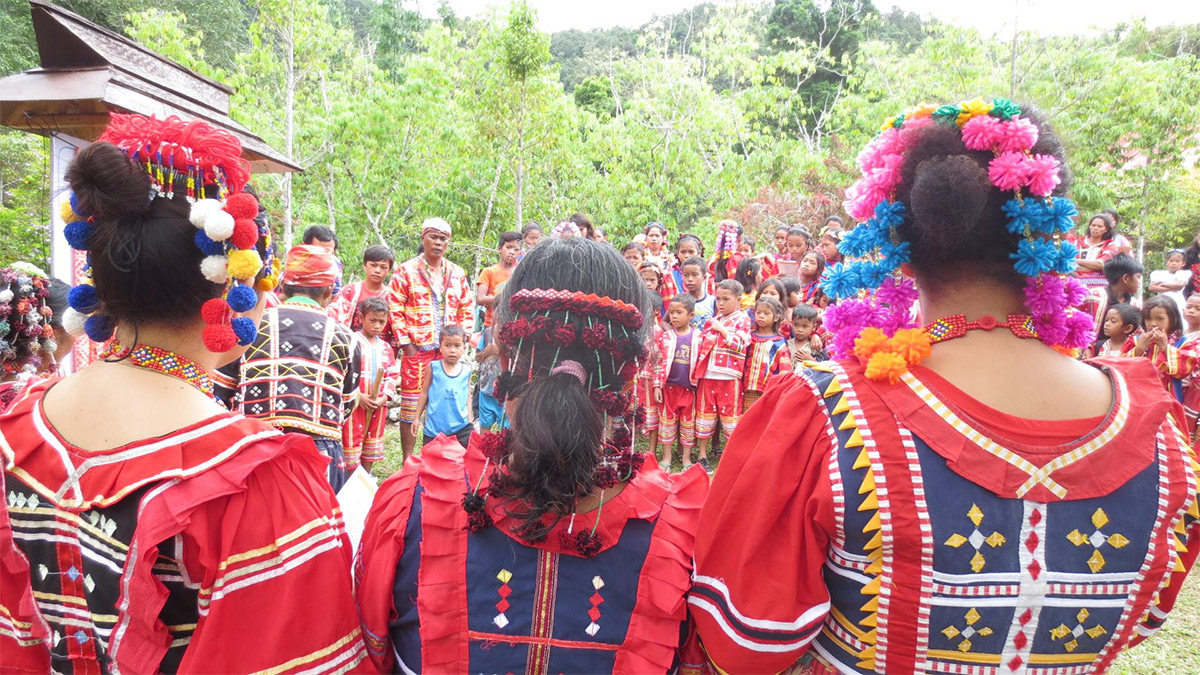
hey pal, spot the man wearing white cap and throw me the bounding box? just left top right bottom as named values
left=387, top=217, right=475, bottom=456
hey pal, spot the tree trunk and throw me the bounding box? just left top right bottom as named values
left=282, top=0, right=296, bottom=246
left=477, top=159, right=503, bottom=278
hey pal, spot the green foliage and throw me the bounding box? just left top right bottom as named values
left=0, top=0, right=1197, bottom=279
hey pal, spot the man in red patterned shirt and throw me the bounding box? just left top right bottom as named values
left=387, top=218, right=475, bottom=456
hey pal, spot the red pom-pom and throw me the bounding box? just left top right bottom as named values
left=201, top=298, right=230, bottom=325
left=224, top=192, right=259, bottom=221
left=202, top=323, right=238, bottom=352
left=230, top=219, right=259, bottom=250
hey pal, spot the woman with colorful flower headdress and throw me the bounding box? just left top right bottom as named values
left=356, top=237, right=709, bottom=674
left=690, top=99, right=1198, bottom=674
left=0, top=115, right=368, bottom=673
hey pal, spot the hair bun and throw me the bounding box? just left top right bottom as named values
left=65, top=142, right=152, bottom=224
left=906, top=153, right=993, bottom=266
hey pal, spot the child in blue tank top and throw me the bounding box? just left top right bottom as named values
left=416, top=325, right=475, bottom=448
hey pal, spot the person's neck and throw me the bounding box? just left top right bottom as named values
left=362, top=332, right=381, bottom=344
left=753, top=328, right=776, bottom=337
left=499, top=259, right=515, bottom=271
left=114, top=321, right=219, bottom=373
left=423, top=253, right=442, bottom=268
left=690, top=288, right=706, bottom=300
left=673, top=325, right=691, bottom=335
left=443, top=359, right=461, bottom=372
left=800, top=274, right=815, bottom=284
left=1186, top=324, right=1200, bottom=335
left=364, top=278, right=384, bottom=292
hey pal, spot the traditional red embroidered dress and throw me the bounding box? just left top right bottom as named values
left=328, top=281, right=399, bottom=350
left=0, top=380, right=369, bottom=674
left=742, top=333, right=792, bottom=395
left=342, top=334, right=399, bottom=468
left=691, top=358, right=1198, bottom=675
left=355, top=436, right=708, bottom=675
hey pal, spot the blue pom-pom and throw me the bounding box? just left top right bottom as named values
left=69, top=192, right=89, bottom=218
left=231, top=316, right=258, bottom=346
left=68, top=284, right=99, bottom=313
left=873, top=200, right=907, bottom=229
left=1043, top=197, right=1079, bottom=235
left=195, top=230, right=225, bottom=256
left=820, top=262, right=863, bottom=300
left=226, top=284, right=258, bottom=313
left=879, top=240, right=912, bottom=267
left=858, top=260, right=893, bottom=289
left=64, top=220, right=94, bottom=251
left=1053, top=241, right=1079, bottom=274
left=83, top=314, right=114, bottom=342
left=1010, top=238, right=1057, bottom=277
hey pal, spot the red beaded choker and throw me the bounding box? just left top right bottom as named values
left=100, top=342, right=215, bottom=398
left=924, top=314, right=1040, bottom=345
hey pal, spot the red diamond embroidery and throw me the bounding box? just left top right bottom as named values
left=1013, top=631, right=1028, bottom=650
left=498, top=585, right=512, bottom=598
left=1027, top=559, right=1041, bottom=580
left=590, top=592, right=604, bottom=606
left=1019, top=609, right=1033, bottom=624
left=1025, top=531, right=1039, bottom=553
left=1029, top=509, right=1042, bottom=526
left=1008, top=656, right=1024, bottom=670
left=496, top=599, right=511, bottom=613
left=588, top=607, right=602, bottom=621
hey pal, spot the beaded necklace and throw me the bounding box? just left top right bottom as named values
left=924, top=313, right=1040, bottom=345
left=101, top=342, right=215, bottom=398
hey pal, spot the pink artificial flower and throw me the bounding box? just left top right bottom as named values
left=1062, top=310, right=1097, bottom=350
left=1024, top=274, right=1066, bottom=316
left=988, top=152, right=1030, bottom=192
left=961, top=115, right=1002, bottom=151
left=998, top=117, right=1039, bottom=153
left=845, top=179, right=889, bottom=222
left=857, top=127, right=901, bottom=172
left=1026, top=154, right=1062, bottom=197
left=869, top=154, right=905, bottom=194
left=1063, top=276, right=1089, bottom=306
left=1034, top=313, right=1069, bottom=345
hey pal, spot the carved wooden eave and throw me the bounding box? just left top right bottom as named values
left=0, top=0, right=300, bottom=173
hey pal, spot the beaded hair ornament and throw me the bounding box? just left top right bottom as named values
left=0, top=264, right=57, bottom=379
left=462, top=288, right=648, bottom=558
left=820, top=98, right=1093, bottom=383
left=61, top=114, right=279, bottom=352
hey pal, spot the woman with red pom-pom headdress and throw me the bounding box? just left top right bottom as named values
left=0, top=115, right=370, bottom=673
left=690, top=99, right=1199, bottom=674
left=355, top=237, right=710, bottom=674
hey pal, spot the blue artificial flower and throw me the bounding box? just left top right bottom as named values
left=820, top=262, right=862, bottom=300
left=1053, top=241, right=1079, bottom=274
left=1010, top=238, right=1057, bottom=277
left=1002, top=199, right=1034, bottom=235
left=858, top=260, right=893, bottom=289
left=873, top=200, right=907, bottom=229
left=879, top=239, right=912, bottom=267
left=838, top=223, right=874, bottom=258
left=1042, top=197, right=1079, bottom=235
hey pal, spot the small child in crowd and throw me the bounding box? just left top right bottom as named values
left=662, top=234, right=704, bottom=299
left=742, top=296, right=792, bottom=412
left=1088, top=254, right=1143, bottom=332
left=738, top=236, right=755, bottom=258
left=639, top=261, right=664, bottom=295
left=693, top=279, right=752, bottom=471
left=1149, top=249, right=1190, bottom=325
left=638, top=302, right=664, bottom=458
left=785, top=226, right=810, bottom=261
left=680, top=256, right=715, bottom=326
left=1131, top=295, right=1182, bottom=391
left=654, top=294, right=700, bottom=470
left=750, top=277, right=790, bottom=336
left=1174, top=295, right=1200, bottom=436
left=797, top=250, right=826, bottom=306
left=622, top=241, right=646, bottom=267
left=789, top=304, right=828, bottom=365
left=521, top=222, right=542, bottom=250
left=416, top=325, right=474, bottom=448
left=1087, top=303, right=1140, bottom=358
left=734, top=257, right=762, bottom=310
left=343, top=298, right=399, bottom=473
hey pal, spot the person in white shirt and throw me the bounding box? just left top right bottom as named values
left=1149, top=248, right=1190, bottom=325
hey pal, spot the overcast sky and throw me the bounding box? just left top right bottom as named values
left=419, top=0, right=1200, bottom=36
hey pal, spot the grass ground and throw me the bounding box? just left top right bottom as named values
left=367, top=425, right=1199, bottom=672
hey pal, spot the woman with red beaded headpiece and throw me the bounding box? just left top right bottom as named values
left=355, top=236, right=709, bottom=674
left=690, top=99, right=1198, bottom=674
left=0, top=115, right=369, bottom=673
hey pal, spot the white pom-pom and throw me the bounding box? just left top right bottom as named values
left=200, top=255, right=230, bottom=284
left=0, top=289, right=12, bottom=304
left=26, top=311, right=41, bottom=325
left=62, top=308, right=85, bottom=338
left=190, top=199, right=223, bottom=228
left=203, top=210, right=235, bottom=241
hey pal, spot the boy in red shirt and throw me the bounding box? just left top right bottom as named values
left=692, top=279, right=751, bottom=471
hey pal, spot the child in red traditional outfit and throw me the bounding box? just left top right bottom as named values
left=797, top=250, right=827, bottom=305
left=1174, top=294, right=1200, bottom=438
left=327, top=244, right=395, bottom=339
left=654, top=294, right=700, bottom=470
left=693, top=279, right=751, bottom=471
left=1085, top=303, right=1139, bottom=358
left=343, top=297, right=399, bottom=473
left=742, top=296, right=792, bottom=412
left=788, top=303, right=827, bottom=366
left=1131, top=295, right=1183, bottom=389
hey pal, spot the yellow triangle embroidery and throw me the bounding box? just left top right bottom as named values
left=823, top=377, right=843, bottom=398
left=839, top=412, right=858, bottom=431
left=855, top=659, right=876, bottom=670
left=845, top=429, right=865, bottom=449
left=863, top=512, right=881, bottom=533
left=859, top=628, right=877, bottom=645
left=1188, top=498, right=1199, bottom=518
left=861, top=596, right=879, bottom=613
left=858, top=470, right=875, bottom=494
left=852, top=447, right=870, bottom=470
left=858, top=491, right=878, bottom=512
left=861, top=576, right=882, bottom=595
left=865, top=558, right=883, bottom=574
left=865, top=530, right=883, bottom=551
left=1174, top=534, right=1187, bottom=553
left=858, top=645, right=876, bottom=660
left=832, top=395, right=851, bottom=416
left=860, top=613, right=878, bottom=628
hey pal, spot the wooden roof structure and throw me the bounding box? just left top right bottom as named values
left=0, top=0, right=300, bottom=173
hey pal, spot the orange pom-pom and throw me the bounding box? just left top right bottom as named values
left=864, top=350, right=909, bottom=385
left=853, top=327, right=890, bottom=359
left=887, top=328, right=933, bottom=366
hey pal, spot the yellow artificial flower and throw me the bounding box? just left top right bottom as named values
left=907, top=103, right=938, bottom=120
left=956, top=98, right=993, bottom=127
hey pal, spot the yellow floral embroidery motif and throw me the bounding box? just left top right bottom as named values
left=941, top=607, right=993, bottom=652
left=1066, top=508, right=1129, bottom=573
left=1049, top=608, right=1107, bottom=652
left=944, top=503, right=1007, bottom=572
